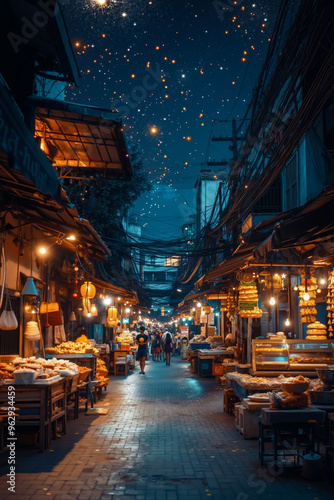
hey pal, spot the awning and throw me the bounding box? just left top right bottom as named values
left=254, top=184, right=334, bottom=260
left=0, top=79, right=61, bottom=202
left=89, top=276, right=138, bottom=305
left=179, top=282, right=228, bottom=308
left=31, top=98, right=133, bottom=180
left=2, top=0, right=80, bottom=85
left=195, top=209, right=302, bottom=287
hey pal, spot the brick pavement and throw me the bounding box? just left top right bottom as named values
left=0, top=357, right=333, bottom=500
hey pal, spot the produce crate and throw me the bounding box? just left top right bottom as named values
left=198, top=358, right=213, bottom=377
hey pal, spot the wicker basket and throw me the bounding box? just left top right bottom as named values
left=77, top=368, right=92, bottom=385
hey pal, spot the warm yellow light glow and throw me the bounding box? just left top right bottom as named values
left=303, top=292, right=310, bottom=301
left=66, top=234, right=76, bottom=241
left=197, top=302, right=201, bottom=308
left=285, top=319, right=290, bottom=327
left=150, top=126, right=158, bottom=134
left=269, top=297, right=276, bottom=306
left=38, top=247, right=47, bottom=255
left=96, top=0, right=107, bottom=4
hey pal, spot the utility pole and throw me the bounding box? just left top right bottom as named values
left=208, top=119, right=243, bottom=165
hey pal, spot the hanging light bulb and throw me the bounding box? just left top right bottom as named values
left=285, top=318, right=290, bottom=327
left=269, top=296, right=276, bottom=306
left=103, top=296, right=112, bottom=306
left=197, top=302, right=201, bottom=307
left=303, top=292, right=310, bottom=301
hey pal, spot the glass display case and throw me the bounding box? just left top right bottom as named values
left=287, top=340, right=334, bottom=370
left=252, top=339, right=289, bottom=372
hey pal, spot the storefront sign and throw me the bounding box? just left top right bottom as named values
left=122, top=318, right=129, bottom=323
left=238, top=301, right=258, bottom=311
left=179, top=326, right=189, bottom=338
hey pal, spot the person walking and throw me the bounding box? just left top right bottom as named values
left=150, top=332, right=156, bottom=360
left=163, top=331, right=173, bottom=365
left=153, top=333, right=162, bottom=362
left=136, top=325, right=149, bottom=374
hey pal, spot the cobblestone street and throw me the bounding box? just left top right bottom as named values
left=0, top=358, right=333, bottom=500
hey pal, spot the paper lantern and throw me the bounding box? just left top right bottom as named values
left=80, top=281, right=96, bottom=299
left=107, top=306, right=117, bottom=322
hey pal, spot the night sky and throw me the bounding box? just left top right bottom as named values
left=61, top=0, right=280, bottom=239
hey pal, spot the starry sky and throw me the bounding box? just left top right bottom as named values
left=61, top=0, right=280, bottom=239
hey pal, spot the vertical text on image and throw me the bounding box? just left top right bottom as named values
left=7, top=385, right=16, bottom=493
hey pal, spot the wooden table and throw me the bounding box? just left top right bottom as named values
left=0, top=378, right=66, bottom=452
left=260, top=407, right=326, bottom=467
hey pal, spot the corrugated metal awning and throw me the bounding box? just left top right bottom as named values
left=31, top=98, right=133, bottom=180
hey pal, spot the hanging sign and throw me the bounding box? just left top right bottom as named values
left=202, top=306, right=212, bottom=313
left=208, top=312, right=215, bottom=325
left=195, top=308, right=202, bottom=325
left=238, top=301, right=258, bottom=311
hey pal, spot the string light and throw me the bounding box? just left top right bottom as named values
left=285, top=318, right=290, bottom=327
left=269, top=296, right=276, bottom=306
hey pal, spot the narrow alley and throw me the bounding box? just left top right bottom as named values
left=0, top=358, right=332, bottom=500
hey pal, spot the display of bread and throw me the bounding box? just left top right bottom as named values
left=45, top=341, right=99, bottom=355
left=0, top=356, right=81, bottom=381
left=269, top=391, right=309, bottom=409
left=327, top=270, right=334, bottom=337
left=238, top=283, right=263, bottom=318
left=306, top=321, right=327, bottom=340
left=96, top=358, right=109, bottom=379
left=298, top=276, right=318, bottom=324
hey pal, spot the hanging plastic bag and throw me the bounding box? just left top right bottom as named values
left=0, top=291, right=18, bottom=330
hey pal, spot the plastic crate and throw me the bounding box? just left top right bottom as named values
left=198, top=358, right=213, bottom=377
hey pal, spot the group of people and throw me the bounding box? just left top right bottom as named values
left=135, top=325, right=177, bottom=374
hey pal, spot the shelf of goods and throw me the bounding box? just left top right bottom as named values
left=0, top=378, right=66, bottom=452
left=252, top=339, right=334, bottom=376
